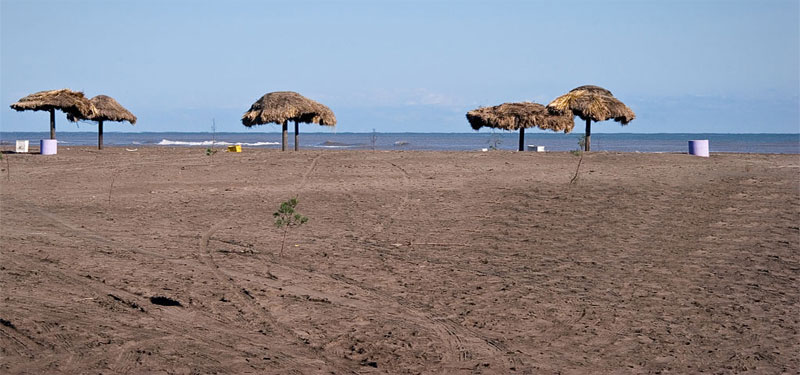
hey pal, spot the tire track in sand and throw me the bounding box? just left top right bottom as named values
left=1, top=255, right=244, bottom=374
left=340, top=160, right=412, bottom=241
left=3, top=199, right=293, bottom=371
left=382, top=161, right=510, bottom=367
left=0, top=327, right=39, bottom=361
left=326, top=272, right=511, bottom=368
left=370, top=161, right=412, bottom=238
left=198, top=153, right=321, bottom=314
left=329, top=158, right=516, bottom=369
left=197, top=153, right=343, bottom=371
left=363, top=242, right=527, bottom=369
left=7, top=198, right=175, bottom=261
left=198, top=153, right=322, bottom=319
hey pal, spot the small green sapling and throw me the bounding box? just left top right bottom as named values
left=274, top=197, right=309, bottom=256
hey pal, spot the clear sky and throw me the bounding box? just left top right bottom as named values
left=1, top=0, right=798, bottom=133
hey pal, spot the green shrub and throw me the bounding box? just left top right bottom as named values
left=273, top=198, right=309, bottom=256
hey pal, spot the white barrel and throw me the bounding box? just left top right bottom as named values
left=688, top=140, right=709, bottom=157
left=40, top=139, right=57, bottom=155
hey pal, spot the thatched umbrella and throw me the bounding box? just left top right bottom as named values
left=10, top=89, right=97, bottom=139
left=546, top=85, right=635, bottom=151
left=466, top=102, right=574, bottom=151
left=67, top=95, right=137, bottom=149
left=242, top=91, right=336, bottom=151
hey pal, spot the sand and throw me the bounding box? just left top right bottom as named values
left=1, top=147, right=798, bottom=374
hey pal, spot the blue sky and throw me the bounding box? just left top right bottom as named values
left=2, top=0, right=798, bottom=133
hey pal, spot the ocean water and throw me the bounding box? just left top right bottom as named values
left=1, top=132, right=798, bottom=154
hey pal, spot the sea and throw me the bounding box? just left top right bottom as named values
left=1, top=132, right=798, bottom=154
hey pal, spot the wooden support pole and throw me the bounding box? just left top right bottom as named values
left=50, top=108, right=56, bottom=139
left=282, top=120, right=288, bottom=151
left=518, top=127, right=525, bottom=151
left=294, top=120, right=299, bottom=151
left=98, top=120, right=104, bottom=150
left=585, top=118, right=591, bottom=152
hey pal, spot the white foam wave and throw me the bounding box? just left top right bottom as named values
left=157, top=139, right=279, bottom=146
left=242, top=141, right=280, bottom=146
left=158, top=139, right=218, bottom=146
left=314, top=145, right=356, bottom=149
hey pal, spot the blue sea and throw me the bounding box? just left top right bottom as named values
left=1, top=132, right=798, bottom=154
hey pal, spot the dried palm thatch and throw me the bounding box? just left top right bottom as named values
left=242, top=91, right=336, bottom=151
left=68, top=95, right=137, bottom=124
left=466, top=102, right=574, bottom=151
left=547, top=86, right=635, bottom=124
left=568, top=85, right=614, bottom=96
left=10, top=89, right=96, bottom=118
left=68, top=95, right=137, bottom=150
left=242, top=91, right=336, bottom=127
left=10, top=89, right=97, bottom=139
left=547, top=85, right=635, bottom=151
left=467, top=102, right=574, bottom=132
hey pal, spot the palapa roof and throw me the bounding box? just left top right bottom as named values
left=67, top=95, right=137, bottom=124
left=547, top=85, right=635, bottom=125
left=569, top=85, right=614, bottom=96
left=10, top=89, right=97, bottom=119
left=242, top=91, right=336, bottom=127
left=466, top=102, right=574, bottom=133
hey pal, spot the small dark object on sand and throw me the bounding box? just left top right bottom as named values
left=0, top=318, right=16, bottom=329
left=150, top=296, right=182, bottom=307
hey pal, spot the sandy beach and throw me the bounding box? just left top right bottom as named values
left=0, top=147, right=798, bottom=374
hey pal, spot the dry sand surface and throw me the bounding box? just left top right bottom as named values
left=1, top=147, right=798, bottom=374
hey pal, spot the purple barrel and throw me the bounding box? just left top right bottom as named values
left=688, top=140, right=709, bottom=157
left=40, top=139, right=57, bottom=155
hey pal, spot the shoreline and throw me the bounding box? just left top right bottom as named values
left=1, top=144, right=797, bottom=156
left=2, top=132, right=798, bottom=154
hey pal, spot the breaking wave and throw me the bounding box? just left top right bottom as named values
left=157, top=139, right=279, bottom=147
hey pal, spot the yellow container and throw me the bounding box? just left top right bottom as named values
left=227, top=145, right=242, bottom=152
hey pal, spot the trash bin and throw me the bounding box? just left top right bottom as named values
left=688, top=140, right=709, bottom=157
left=41, top=139, right=57, bottom=155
